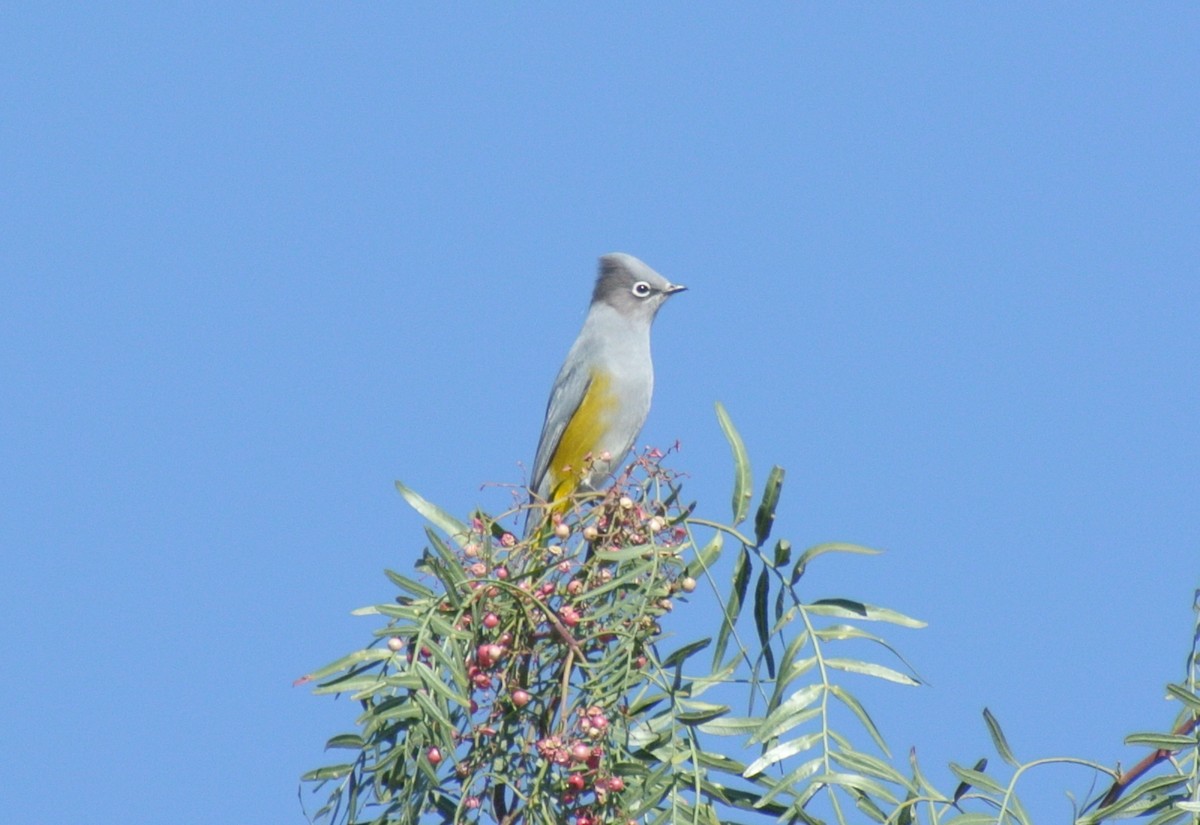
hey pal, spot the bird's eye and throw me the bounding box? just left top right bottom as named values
left=631, top=281, right=653, bottom=298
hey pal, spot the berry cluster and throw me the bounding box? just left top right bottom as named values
left=381, top=459, right=691, bottom=822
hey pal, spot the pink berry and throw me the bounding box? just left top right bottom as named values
left=483, top=612, right=500, bottom=629
left=511, top=688, right=531, bottom=708
left=426, top=746, right=442, bottom=765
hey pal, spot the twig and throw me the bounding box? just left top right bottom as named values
left=1099, top=715, right=1198, bottom=808
left=556, top=648, right=576, bottom=735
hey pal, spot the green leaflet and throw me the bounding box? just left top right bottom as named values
left=754, top=465, right=785, bottom=548
left=805, top=598, right=927, bottom=628
left=713, top=545, right=751, bottom=668
left=983, top=707, right=1019, bottom=767
left=715, top=401, right=752, bottom=526
left=394, top=479, right=470, bottom=547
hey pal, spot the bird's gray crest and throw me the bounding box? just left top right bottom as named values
left=591, top=253, right=681, bottom=317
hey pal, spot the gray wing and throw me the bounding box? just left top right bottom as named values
left=529, top=353, right=593, bottom=503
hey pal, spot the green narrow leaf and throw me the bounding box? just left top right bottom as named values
left=1124, top=732, right=1198, bottom=748
left=791, top=542, right=881, bottom=583
left=1091, top=774, right=1190, bottom=820
left=829, top=748, right=908, bottom=788
left=773, top=578, right=787, bottom=635
left=362, top=603, right=418, bottom=619
left=940, top=814, right=997, bottom=825
left=753, top=566, right=775, bottom=678
left=714, top=546, right=752, bottom=667
left=770, top=630, right=812, bottom=706
left=697, top=716, right=763, bottom=736
left=1165, top=682, right=1200, bottom=711
left=809, top=770, right=899, bottom=804
left=699, top=803, right=722, bottom=825
left=384, top=569, right=435, bottom=600
left=661, top=637, right=712, bottom=670
left=829, top=685, right=890, bottom=756
left=751, top=684, right=823, bottom=744
left=750, top=756, right=823, bottom=810
left=627, top=692, right=667, bottom=717
left=823, top=658, right=920, bottom=686
left=805, top=598, right=927, bottom=628
left=303, top=648, right=394, bottom=683
left=907, top=747, right=941, bottom=798
left=773, top=538, right=792, bottom=568
left=676, top=704, right=731, bottom=725
left=414, top=664, right=470, bottom=708
left=983, top=708, right=1019, bottom=766
left=693, top=750, right=752, bottom=777
left=1144, top=808, right=1193, bottom=825
left=423, top=527, right=466, bottom=589
left=395, top=480, right=470, bottom=547
left=754, top=466, right=785, bottom=548
left=310, top=674, right=390, bottom=696
left=301, top=764, right=354, bottom=781
left=687, top=530, right=724, bottom=578
left=950, top=759, right=995, bottom=800
left=410, top=684, right=453, bottom=728
left=744, top=732, right=823, bottom=777
left=715, top=401, right=752, bottom=526
left=853, top=791, right=890, bottom=824
left=811, top=624, right=926, bottom=684
left=324, top=733, right=365, bottom=750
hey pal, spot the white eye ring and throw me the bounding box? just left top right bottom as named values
left=631, top=281, right=653, bottom=298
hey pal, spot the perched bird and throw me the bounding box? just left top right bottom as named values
left=527, top=253, right=685, bottom=530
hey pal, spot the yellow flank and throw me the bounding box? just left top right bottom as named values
left=547, top=368, right=618, bottom=510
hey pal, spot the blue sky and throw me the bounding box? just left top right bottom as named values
left=2, top=4, right=1197, bottom=823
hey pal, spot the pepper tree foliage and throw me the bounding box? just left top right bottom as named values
left=302, top=404, right=1200, bottom=825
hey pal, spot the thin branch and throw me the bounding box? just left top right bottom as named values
left=1098, top=715, right=1199, bottom=808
